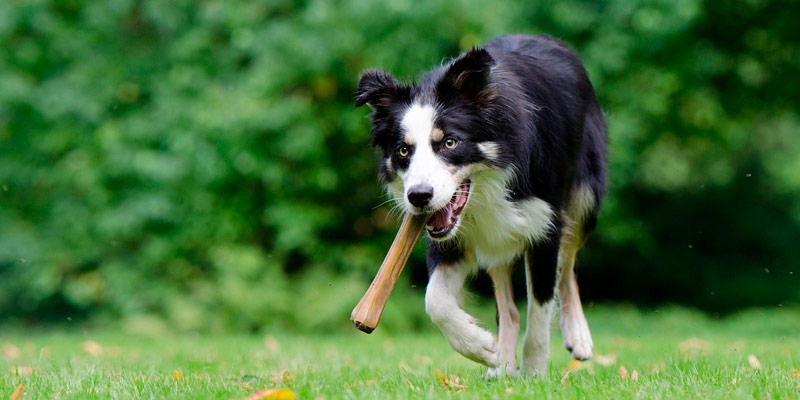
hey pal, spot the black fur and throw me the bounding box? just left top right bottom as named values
left=527, top=218, right=563, bottom=304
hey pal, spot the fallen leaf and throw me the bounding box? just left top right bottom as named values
left=645, top=362, right=667, bottom=374
left=81, top=341, right=103, bottom=356
left=679, top=338, right=709, bottom=350
left=619, top=365, right=628, bottom=380
left=270, top=370, right=293, bottom=385
left=3, top=343, right=20, bottom=360
left=10, top=383, right=24, bottom=400
left=347, top=379, right=379, bottom=390
left=566, top=359, right=581, bottom=372
left=279, top=370, right=293, bottom=384
left=264, top=336, right=280, bottom=353
left=789, top=369, right=799, bottom=379
left=15, top=366, right=33, bottom=376
left=631, top=370, right=639, bottom=381
left=594, top=353, right=617, bottom=367
left=505, top=387, right=513, bottom=393
left=398, top=361, right=410, bottom=372
left=561, top=360, right=582, bottom=384
left=173, top=370, right=180, bottom=380
left=244, top=388, right=295, bottom=400
left=747, top=355, right=762, bottom=370
left=731, top=378, right=737, bottom=385
left=414, top=354, right=432, bottom=365
left=441, top=375, right=467, bottom=391
left=403, top=377, right=419, bottom=392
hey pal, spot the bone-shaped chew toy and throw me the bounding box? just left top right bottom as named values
left=350, top=212, right=428, bottom=333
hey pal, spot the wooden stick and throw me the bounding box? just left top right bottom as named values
left=351, top=212, right=428, bottom=333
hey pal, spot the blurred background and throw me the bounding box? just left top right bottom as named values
left=1, top=0, right=798, bottom=334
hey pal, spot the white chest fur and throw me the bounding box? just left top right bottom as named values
left=461, top=169, right=555, bottom=269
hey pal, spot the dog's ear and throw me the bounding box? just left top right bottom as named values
left=440, top=48, right=495, bottom=106
left=355, top=70, right=407, bottom=109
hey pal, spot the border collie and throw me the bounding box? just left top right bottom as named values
left=355, top=34, right=607, bottom=377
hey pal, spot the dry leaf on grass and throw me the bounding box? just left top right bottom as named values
left=631, top=370, right=639, bottom=381
left=3, top=344, right=20, bottom=360
left=561, top=360, right=582, bottom=384
left=244, top=388, right=295, bottom=400
left=679, top=338, right=709, bottom=359
left=440, top=374, right=467, bottom=391
left=81, top=341, right=103, bottom=356
left=645, top=362, right=667, bottom=374
left=398, top=361, right=410, bottom=372
left=788, top=369, right=799, bottom=379
left=263, top=336, right=280, bottom=353
left=403, top=376, right=419, bottom=392
left=10, top=383, right=24, bottom=400
left=14, top=366, right=34, bottom=376
left=505, top=387, right=513, bottom=393
left=270, top=369, right=293, bottom=385
left=747, top=355, right=762, bottom=370
left=347, top=379, right=378, bottom=389
left=413, top=354, right=432, bottom=365
left=618, top=365, right=628, bottom=380
left=594, top=353, right=617, bottom=367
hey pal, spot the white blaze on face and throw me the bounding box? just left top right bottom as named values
left=399, top=103, right=461, bottom=211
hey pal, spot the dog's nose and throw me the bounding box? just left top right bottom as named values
left=407, top=184, right=434, bottom=208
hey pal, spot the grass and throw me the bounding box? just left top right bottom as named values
left=2, top=306, right=799, bottom=399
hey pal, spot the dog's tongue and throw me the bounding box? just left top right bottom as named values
left=429, top=204, right=453, bottom=229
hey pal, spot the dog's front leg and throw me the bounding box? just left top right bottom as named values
left=425, top=261, right=498, bottom=367
left=521, top=222, right=562, bottom=376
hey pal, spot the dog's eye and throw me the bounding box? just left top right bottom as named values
left=398, top=145, right=409, bottom=157
left=444, top=138, right=458, bottom=149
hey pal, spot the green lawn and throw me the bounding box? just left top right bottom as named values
left=2, top=306, right=799, bottom=399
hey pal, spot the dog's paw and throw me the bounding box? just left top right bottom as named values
left=485, top=363, right=517, bottom=379
left=450, top=320, right=498, bottom=367
left=562, top=318, right=593, bottom=361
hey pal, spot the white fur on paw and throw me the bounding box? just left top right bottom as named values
left=462, top=326, right=498, bottom=366
left=442, top=319, right=498, bottom=367
left=485, top=363, right=517, bottom=379
left=561, top=318, right=593, bottom=361
left=520, top=360, right=548, bottom=377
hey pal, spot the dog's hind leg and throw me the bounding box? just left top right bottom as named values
left=557, top=234, right=593, bottom=360
left=486, top=263, right=520, bottom=378
left=426, top=262, right=499, bottom=367
left=521, top=222, right=562, bottom=376
left=558, top=186, right=596, bottom=361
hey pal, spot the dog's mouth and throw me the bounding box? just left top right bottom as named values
left=426, top=181, right=470, bottom=239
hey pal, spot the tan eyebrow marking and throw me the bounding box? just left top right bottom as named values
left=404, top=133, right=414, bottom=145
left=431, top=127, right=444, bottom=142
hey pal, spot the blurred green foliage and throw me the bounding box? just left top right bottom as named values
left=1, top=0, right=798, bottom=332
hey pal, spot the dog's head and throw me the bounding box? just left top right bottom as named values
left=355, top=48, right=500, bottom=241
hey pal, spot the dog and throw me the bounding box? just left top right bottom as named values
left=355, top=34, right=607, bottom=377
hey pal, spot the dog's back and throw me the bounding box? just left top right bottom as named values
left=485, top=34, right=608, bottom=232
